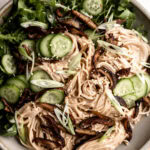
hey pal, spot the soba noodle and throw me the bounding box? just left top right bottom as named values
left=17, top=25, right=150, bottom=150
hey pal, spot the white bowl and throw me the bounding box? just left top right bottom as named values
left=0, top=1, right=150, bottom=150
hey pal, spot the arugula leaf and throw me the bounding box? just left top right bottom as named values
left=0, top=29, right=27, bottom=44
left=0, top=111, right=17, bottom=137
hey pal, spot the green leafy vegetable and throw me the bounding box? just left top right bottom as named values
left=0, top=110, right=17, bottom=137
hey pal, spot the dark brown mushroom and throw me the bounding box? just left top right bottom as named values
left=1, top=98, right=14, bottom=113
left=58, top=18, right=81, bottom=29
left=115, top=96, right=128, bottom=108
left=133, top=100, right=142, bottom=118
left=34, top=138, right=59, bottom=149
left=146, top=55, right=150, bottom=74
left=79, top=115, right=114, bottom=129
left=91, top=111, right=115, bottom=125
left=43, top=115, right=65, bottom=147
left=40, top=125, right=65, bottom=147
left=73, top=132, right=104, bottom=150
left=116, top=68, right=131, bottom=77
left=143, top=97, right=150, bottom=106
left=72, top=10, right=97, bottom=30
left=92, top=48, right=105, bottom=70
left=56, top=8, right=64, bottom=17
left=22, top=44, right=31, bottom=56
left=36, top=103, right=56, bottom=113
left=97, top=67, right=117, bottom=89
left=116, top=19, right=126, bottom=24
left=122, top=118, right=132, bottom=141
left=75, top=128, right=98, bottom=136
left=69, top=28, right=88, bottom=38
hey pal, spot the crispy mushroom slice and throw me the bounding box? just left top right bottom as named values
left=115, top=96, right=128, bottom=108
left=79, top=116, right=114, bottom=129
left=43, top=115, right=65, bottom=147
left=56, top=8, right=64, bottom=17
left=122, top=118, right=132, bottom=141
left=116, top=68, right=131, bottom=77
left=75, top=128, right=98, bottom=136
left=36, top=103, right=56, bottom=113
left=146, top=55, right=150, bottom=74
left=72, top=10, right=97, bottom=29
left=143, top=96, right=150, bottom=106
left=74, top=132, right=104, bottom=150
left=58, top=18, right=81, bottom=29
left=1, top=98, right=14, bottom=113
left=97, top=67, right=117, bottom=89
left=69, top=28, right=88, bottom=37
left=34, top=138, right=59, bottom=149
left=133, top=100, right=142, bottom=118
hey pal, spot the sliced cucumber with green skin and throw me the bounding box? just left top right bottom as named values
left=36, top=39, right=42, bottom=56
left=21, top=21, right=48, bottom=30
left=113, top=78, right=134, bottom=97
left=30, top=70, right=50, bottom=92
left=40, top=34, right=54, bottom=57
left=6, top=78, right=27, bottom=91
left=83, top=0, right=103, bottom=16
left=130, top=76, right=147, bottom=99
left=0, top=101, right=4, bottom=110
left=16, top=75, right=29, bottom=87
left=18, top=40, right=35, bottom=61
left=1, top=54, right=17, bottom=75
left=0, top=85, right=20, bottom=104
left=143, top=74, right=150, bottom=95
left=40, top=89, right=65, bottom=104
left=123, top=94, right=137, bottom=108
left=50, top=34, right=72, bottom=58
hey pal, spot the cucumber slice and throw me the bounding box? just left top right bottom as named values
left=40, top=34, right=54, bottom=57
left=144, top=74, right=150, bottom=95
left=0, top=101, right=4, bottom=110
left=0, top=85, right=20, bottom=104
left=16, top=75, right=29, bottom=88
left=113, top=78, right=134, bottom=97
left=30, top=70, right=50, bottom=92
left=18, top=40, right=35, bottom=61
left=36, top=39, right=42, bottom=56
left=1, top=54, right=17, bottom=75
left=21, top=21, right=48, bottom=30
left=50, top=34, right=72, bottom=58
left=130, top=76, right=147, bottom=99
left=123, top=94, right=137, bottom=108
left=40, top=89, right=65, bottom=104
left=6, top=78, right=27, bottom=91
left=83, top=0, right=103, bottom=16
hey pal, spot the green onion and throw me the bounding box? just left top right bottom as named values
left=106, top=89, right=124, bottom=115
left=54, top=105, right=75, bottom=135
left=97, top=40, right=131, bottom=57
left=31, top=79, right=64, bottom=88
left=30, top=52, right=35, bottom=76
left=98, top=21, right=120, bottom=30
left=98, top=126, right=115, bottom=142
left=132, top=30, right=148, bottom=43
left=56, top=70, right=77, bottom=75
